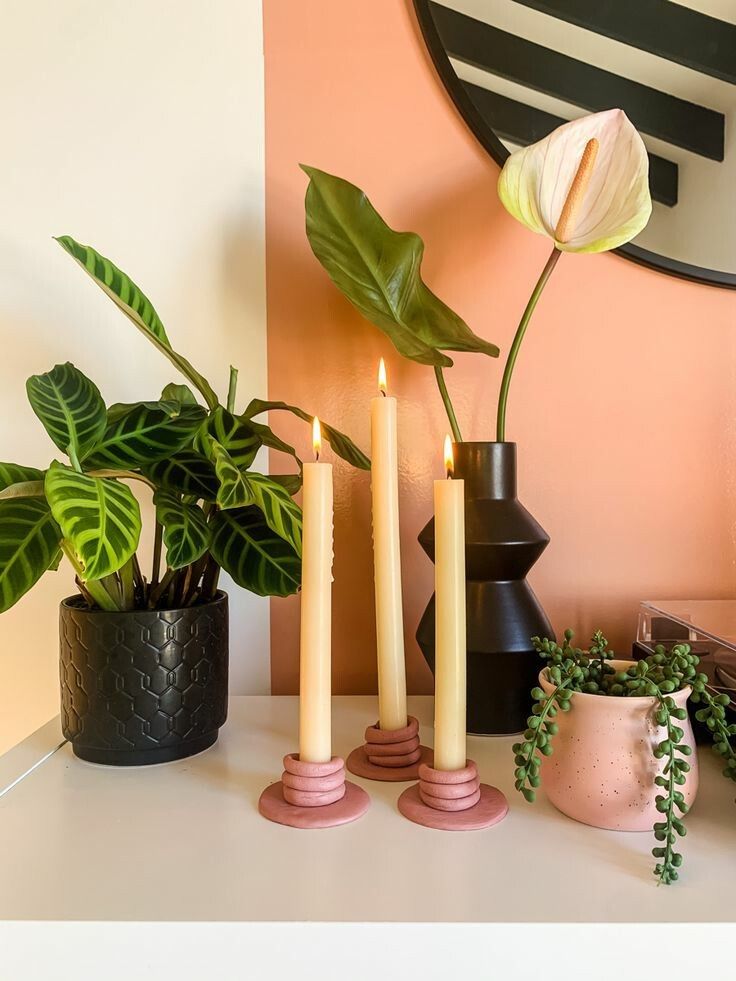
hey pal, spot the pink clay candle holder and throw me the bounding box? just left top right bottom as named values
left=398, top=759, right=509, bottom=830
left=259, top=754, right=370, bottom=829
left=346, top=715, right=433, bottom=781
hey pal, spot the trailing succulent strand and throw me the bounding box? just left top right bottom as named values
left=513, top=631, right=736, bottom=885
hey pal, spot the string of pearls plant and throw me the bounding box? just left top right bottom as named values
left=513, top=630, right=736, bottom=885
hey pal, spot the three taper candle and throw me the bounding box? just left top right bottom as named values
left=432, top=436, right=467, bottom=772
left=371, top=358, right=408, bottom=731
left=298, top=418, right=334, bottom=764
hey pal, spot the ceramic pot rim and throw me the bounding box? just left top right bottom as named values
left=60, top=590, right=228, bottom=617
left=539, top=658, right=692, bottom=706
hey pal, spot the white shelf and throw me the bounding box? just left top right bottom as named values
left=0, top=695, right=733, bottom=926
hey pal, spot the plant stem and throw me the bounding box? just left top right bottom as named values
left=151, top=521, right=163, bottom=592
left=119, top=558, right=135, bottom=610
left=227, top=365, right=239, bottom=414
left=434, top=367, right=462, bottom=443
left=61, top=541, right=119, bottom=611
left=496, top=246, right=561, bottom=442
left=148, top=567, right=175, bottom=609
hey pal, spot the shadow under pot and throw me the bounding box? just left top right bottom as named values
left=59, top=591, right=229, bottom=765
left=417, top=442, right=553, bottom=735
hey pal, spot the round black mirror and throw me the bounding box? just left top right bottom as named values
left=415, top=0, right=736, bottom=289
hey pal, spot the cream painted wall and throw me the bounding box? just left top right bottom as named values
left=0, top=0, right=268, bottom=754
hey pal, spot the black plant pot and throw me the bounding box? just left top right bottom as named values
left=59, top=591, right=229, bottom=765
left=416, top=442, right=553, bottom=734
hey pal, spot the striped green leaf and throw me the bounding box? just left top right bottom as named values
left=0, top=498, right=62, bottom=612
left=0, top=463, right=44, bottom=490
left=195, top=407, right=261, bottom=469
left=54, top=236, right=219, bottom=409
left=210, top=506, right=301, bottom=597
left=84, top=402, right=206, bottom=469
left=153, top=490, right=210, bottom=570
left=211, top=441, right=251, bottom=510
left=244, top=399, right=370, bottom=470
left=26, top=363, right=106, bottom=462
left=143, top=452, right=218, bottom=501
left=44, top=461, right=141, bottom=580
left=271, top=473, right=303, bottom=494
left=211, top=444, right=302, bottom=554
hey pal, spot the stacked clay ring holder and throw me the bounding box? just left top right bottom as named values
left=259, top=753, right=370, bottom=829
left=398, top=759, right=508, bottom=830
left=346, top=715, right=433, bottom=781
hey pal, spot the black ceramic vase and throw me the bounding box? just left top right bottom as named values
left=416, top=442, right=553, bottom=734
left=59, top=591, right=229, bottom=765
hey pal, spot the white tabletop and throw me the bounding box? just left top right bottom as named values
left=0, top=695, right=734, bottom=924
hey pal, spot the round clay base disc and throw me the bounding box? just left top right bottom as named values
left=346, top=744, right=434, bottom=782
left=397, top=783, right=509, bottom=831
left=258, top=780, right=370, bottom=829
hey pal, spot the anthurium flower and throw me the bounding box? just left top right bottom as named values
left=497, top=109, right=651, bottom=254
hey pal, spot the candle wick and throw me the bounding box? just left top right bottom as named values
left=380, top=390, right=386, bottom=398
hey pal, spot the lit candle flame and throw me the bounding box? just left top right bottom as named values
left=312, top=416, right=322, bottom=461
left=378, top=357, right=387, bottom=396
left=444, top=434, right=454, bottom=478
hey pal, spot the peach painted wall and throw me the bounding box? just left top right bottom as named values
left=264, top=0, right=736, bottom=695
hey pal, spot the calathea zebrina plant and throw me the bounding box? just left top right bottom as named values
left=0, top=237, right=369, bottom=614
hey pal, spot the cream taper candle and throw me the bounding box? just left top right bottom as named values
left=371, top=358, right=408, bottom=731
left=433, top=436, right=467, bottom=772
left=298, top=417, right=333, bottom=764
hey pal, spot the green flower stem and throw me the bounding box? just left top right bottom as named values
left=150, top=521, right=164, bottom=593
left=227, top=365, right=239, bottom=414
left=61, top=541, right=119, bottom=611
left=434, top=366, right=462, bottom=443
left=496, top=246, right=561, bottom=442
left=119, top=557, right=135, bottom=610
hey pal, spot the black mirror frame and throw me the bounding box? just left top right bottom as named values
left=413, top=0, right=736, bottom=291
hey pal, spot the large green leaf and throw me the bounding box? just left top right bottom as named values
left=0, top=498, right=62, bottom=612
left=301, top=166, right=499, bottom=367
left=244, top=399, right=370, bottom=470
left=84, top=402, right=206, bottom=469
left=194, top=407, right=261, bottom=469
left=26, top=363, right=106, bottom=461
left=153, top=490, right=210, bottom=570
left=54, top=236, right=219, bottom=409
left=143, top=452, right=218, bottom=501
left=44, top=461, right=141, bottom=580
left=210, top=442, right=302, bottom=553
left=210, top=506, right=301, bottom=597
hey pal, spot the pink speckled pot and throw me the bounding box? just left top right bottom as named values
left=539, top=660, right=699, bottom=831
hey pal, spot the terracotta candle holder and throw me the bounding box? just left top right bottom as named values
left=397, top=759, right=508, bottom=830
left=259, top=754, right=370, bottom=829
left=346, top=715, right=434, bottom=782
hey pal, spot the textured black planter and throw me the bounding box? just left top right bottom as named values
left=59, top=592, right=229, bottom=765
left=417, top=442, right=553, bottom=734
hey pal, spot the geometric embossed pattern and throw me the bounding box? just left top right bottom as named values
left=59, top=591, right=228, bottom=765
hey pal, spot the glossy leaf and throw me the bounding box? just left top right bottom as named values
left=143, top=452, right=218, bottom=501
left=301, top=165, right=499, bottom=367
left=45, top=461, right=141, bottom=580
left=194, top=407, right=261, bottom=469
left=84, top=402, right=206, bottom=469
left=211, top=442, right=302, bottom=553
left=54, top=236, right=219, bottom=409
left=210, top=506, right=301, bottom=597
left=0, top=498, right=62, bottom=612
left=0, top=481, right=45, bottom=501
left=153, top=490, right=210, bottom=570
left=244, top=399, right=370, bottom=470
left=270, top=473, right=303, bottom=495
left=26, top=363, right=106, bottom=461
left=161, top=383, right=199, bottom=407
left=0, top=463, right=44, bottom=490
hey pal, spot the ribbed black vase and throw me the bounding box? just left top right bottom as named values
left=59, top=591, right=229, bottom=765
left=416, top=442, right=553, bottom=734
